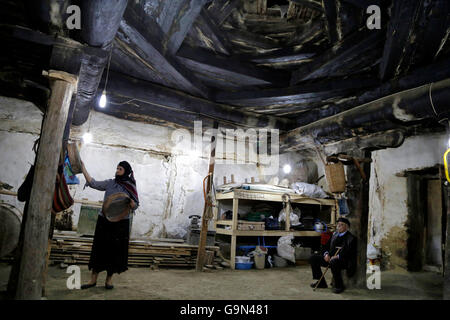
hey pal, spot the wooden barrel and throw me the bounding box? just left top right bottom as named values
left=67, top=142, right=82, bottom=174
left=102, top=192, right=131, bottom=222
left=0, top=203, right=22, bottom=258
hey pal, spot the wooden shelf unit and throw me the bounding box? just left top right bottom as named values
left=213, top=189, right=337, bottom=269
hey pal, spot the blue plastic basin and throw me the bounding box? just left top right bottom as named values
left=235, top=262, right=254, bottom=270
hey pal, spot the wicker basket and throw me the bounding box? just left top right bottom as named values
left=325, top=162, right=346, bottom=193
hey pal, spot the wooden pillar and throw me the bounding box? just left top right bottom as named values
left=346, top=150, right=371, bottom=288
left=444, top=186, right=450, bottom=300
left=15, top=71, right=77, bottom=300
left=195, top=121, right=219, bottom=271
left=7, top=201, right=29, bottom=299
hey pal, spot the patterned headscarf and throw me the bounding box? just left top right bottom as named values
left=115, top=161, right=139, bottom=203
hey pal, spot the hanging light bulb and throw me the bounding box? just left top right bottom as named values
left=283, top=164, right=291, bottom=174
left=99, top=90, right=107, bottom=108
left=83, top=132, right=93, bottom=144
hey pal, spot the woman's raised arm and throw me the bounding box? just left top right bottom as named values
left=81, top=161, right=93, bottom=184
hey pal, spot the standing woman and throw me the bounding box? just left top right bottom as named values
left=80, top=160, right=139, bottom=289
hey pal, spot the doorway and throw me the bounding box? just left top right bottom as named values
left=405, top=165, right=447, bottom=273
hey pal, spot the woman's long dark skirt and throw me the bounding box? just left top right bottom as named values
left=88, top=215, right=129, bottom=275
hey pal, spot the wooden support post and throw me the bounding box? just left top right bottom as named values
left=231, top=235, right=237, bottom=270
left=284, top=196, right=291, bottom=231
left=15, top=70, right=77, bottom=300
left=7, top=202, right=29, bottom=299
left=346, top=149, right=371, bottom=288
left=196, top=121, right=219, bottom=272
left=231, top=198, right=239, bottom=270
left=41, top=239, right=53, bottom=298
left=444, top=186, right=450, bottom=299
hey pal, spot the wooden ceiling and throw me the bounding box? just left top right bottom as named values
left=1, top=0, right=450, bottom=151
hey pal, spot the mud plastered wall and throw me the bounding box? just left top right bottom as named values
left=0, top=96, right=311, bottom=239
left=368, top=133, right=447, bottom=270
left=0, top=97, right=42, bottom=215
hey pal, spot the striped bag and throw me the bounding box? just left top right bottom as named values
left=18, top=164, right=74, bottom=213
left=52, top=164, right=74, bottom=213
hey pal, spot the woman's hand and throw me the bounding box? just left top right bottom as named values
left=81, top=161, right=92, bottom=184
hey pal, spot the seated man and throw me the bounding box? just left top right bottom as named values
left=308, top=217, right=357, bottom=293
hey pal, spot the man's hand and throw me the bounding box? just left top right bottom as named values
left=324, top=254, right=330, bottom=263
left=330, top=255, right=339, bottom=261
left=129, top=199, right=136, bottom=209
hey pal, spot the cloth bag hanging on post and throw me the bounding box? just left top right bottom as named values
left=18, top=141, right=74, bottom=213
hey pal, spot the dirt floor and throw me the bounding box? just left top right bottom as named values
left=0, top=262, right=444, bottom=300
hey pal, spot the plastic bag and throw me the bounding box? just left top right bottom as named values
left=367, top=243, right=380, bottom=259
left=63, top=153, right=80, bottom=185
left=291, top=182, right=328, bottom=198
left=278, top=207, right=301, bottom=226
left=249, top=246, right=267, bottom=257
left=338, top=197, right=350, bottom=216
left=164, top=216, right=190, bottom=239
left=277, top=235, right=296, bottom=263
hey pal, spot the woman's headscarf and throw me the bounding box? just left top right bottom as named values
left=115, top=161, right=139, bottom=203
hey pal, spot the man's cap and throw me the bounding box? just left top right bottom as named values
left=337, top=217, right=350, bottom=227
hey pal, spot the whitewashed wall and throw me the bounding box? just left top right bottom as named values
left=0, top=96, right=313, bottom=239
left=0, top=97, right=42, bottom=214
left=367, top=132, right=448, bottom=269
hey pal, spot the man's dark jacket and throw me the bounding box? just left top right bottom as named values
left=322, top=230, right=357, bottom=277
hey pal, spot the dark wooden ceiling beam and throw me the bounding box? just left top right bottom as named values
left=286, top=17, right=324, bottom=46
left=79, top=0, right=128, bottom=48
left=96, top=94, right=216, bottom=130
left=109, top=38, right=167, bottom=85
left=417, top=0, right=450, bottom=61
left=236, top=46, right=317, bottom=69
left=291, top=27, right=384, bottom=84
left=156, top=0, right=209, bottom=55
left=293, top=57, right=450, bottom=128
left=340, top=0, right=380, bottom=9
left=215, top=76, right=379, bottom=108
left=98, top=71, right=292, bottom=130
left=207, top=0, right=240, bottom=26
left=321, top=0, right=339, bottom=44
left=223, top=27, right=280, bottom=52
left=336, top=0, right=362, bottom=40
left=120, top=3, right=211, bottom=99
left=379, top=0, right=424, bottom=81
left=190, top=8, right=234, bottom=55
left=176, top=44, right=289, bottom=86
left=2, top=24, right=113, bottom=126
left=289, top=0, right=323, bottom=12
left=395, top=0, right=450, bottom=74
left=243, top=15, right=299, bottom=35
left=283, top=77, right=450, bottom=148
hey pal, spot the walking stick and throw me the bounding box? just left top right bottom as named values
left=313, top=246, right=343, bottom=291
